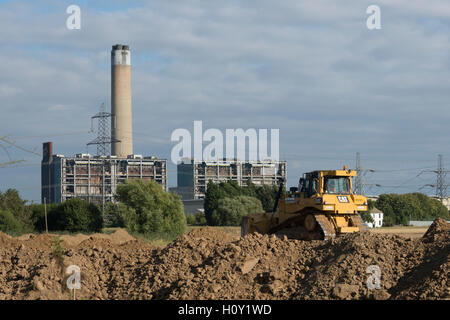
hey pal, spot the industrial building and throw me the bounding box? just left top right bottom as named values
left=41, top=142, right=167, bottom=206
left=42, top=44, right=168, bottom=207
left=171, top=158, right=287, bottom=200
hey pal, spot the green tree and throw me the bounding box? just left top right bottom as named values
left=52, top=198, right=103, bottom=232
left=255, top=184, right=280, bottom=212
left=115, top=180, right=186, bottom=236
left=204, top=180, right=280, bottom=225
left=0, top=189, right=34, bottom=232
left=103, top=202, right=129, bottom=228
left=0, top=209, right=24, bottom=234
left=29, top=203, right=59, bottom=232
left=204, top=180, right=224, bottom=225
left=212, top=196, right=263, bottom=226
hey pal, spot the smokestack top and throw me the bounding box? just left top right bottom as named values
left=112, top=44, right=130, bottom=50
left=111, top=44, right=131, bottom=66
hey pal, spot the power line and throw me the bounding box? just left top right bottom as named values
left=0, top=135, right=40, bottom=156
left=354, top=152, right=375, bottom=195
left=0, top=135, right=40, bottom=168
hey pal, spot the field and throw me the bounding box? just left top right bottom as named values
left=0, top=220, right=448, bottom=300
left=369, top=226, right=428, bottom=239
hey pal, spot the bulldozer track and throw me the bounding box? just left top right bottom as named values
left=314, top=214, right=336, bottom=240
left=350, top=214, right=368, bottom=232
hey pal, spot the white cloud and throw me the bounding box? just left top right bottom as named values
left=0, top=0, right=449, bottom=200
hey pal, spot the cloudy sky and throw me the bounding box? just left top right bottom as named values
left=0, top=0, right=449, bottom=202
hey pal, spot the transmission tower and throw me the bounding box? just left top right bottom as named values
left=87, top=103, right=118, bottom=156
left=421, top=154, right=449, bottom=200
left=436, top=154, right=447, bottom=201
left=354, top=152, right=376, bottom=195
left=355, top=152, right=363, bottom=194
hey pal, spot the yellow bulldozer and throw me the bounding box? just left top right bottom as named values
left=241, top=167, right=368, bottom=240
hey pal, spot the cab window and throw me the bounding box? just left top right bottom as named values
left=324, top=176, right=350, bottom=194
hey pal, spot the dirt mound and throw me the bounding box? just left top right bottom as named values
left=182, top=227, right=239, bottom=243
left=422, top=218, right=450, bottom=242
left=60, top=234, right=89, bottom=247
left=0, top=231, right=14, bottom=246
left=108, top=229, right=136, bottom=244
left=60, top=229, right=135, bottom=247
left=125, top=224, right=448, bottom=300
left=124, top=227, right=238, bottom=299
left=0, top=223, right=448, bottom=300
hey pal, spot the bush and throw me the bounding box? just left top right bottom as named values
left=103, top=202, right=128, bottom=228
left=0, top=209, right=24, bottom=234
left=211, top=196, right=263, bottom=226
left=53, top=198, right=103, bottom=232
left=115, top=180, right=186, bottom=236
left=29, top=203, right=58, bottom=232
left=204, top=180, right=280, bottom=225
left=186, top=212, right=207, bottom=226
left=30, top=199, right=102, bottom=233
left=186, top=214, right=196, bottom=225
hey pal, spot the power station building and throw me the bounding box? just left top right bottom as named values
left=41, top=142, right=167, bottom=205
left=41, top=44, right=168, bottom=206
left=171, top=158, right=287, bottom=200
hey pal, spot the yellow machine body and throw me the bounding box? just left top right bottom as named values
left=241, top=169, right=368, bottom=240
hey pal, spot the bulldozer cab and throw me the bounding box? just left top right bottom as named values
left=298, top=169, right=355, bottom=198
left=299, top=172, right=319, bottom=197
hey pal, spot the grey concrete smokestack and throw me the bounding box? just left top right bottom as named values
left=111, top=44, right=133, bottom=157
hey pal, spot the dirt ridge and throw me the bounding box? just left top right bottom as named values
left=0, top=220, right=448, bottom=300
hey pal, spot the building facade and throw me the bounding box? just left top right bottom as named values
left=172, top=158, right=287, bottom=200
left=367, top=207, right=384, bottom=228
left=41, top=142, right=167, bottom=206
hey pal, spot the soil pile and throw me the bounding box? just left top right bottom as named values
left=126, top=221, right=448, bottom=300
left=0, top=229, right=154, bottom=300
left=0, top=221, right=448, bottom=300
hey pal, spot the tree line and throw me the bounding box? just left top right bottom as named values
left=374, top=193, right=449, bottom=226
left=2, top=180, right=449, bottom=236
left=201, top=180, right=281, bottom=226
left=0, top=180, right=186, bottom=239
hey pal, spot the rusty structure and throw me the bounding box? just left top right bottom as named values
left=171, top=158, right=287, bottom=200
left=41, top=142, right=167, bottom=206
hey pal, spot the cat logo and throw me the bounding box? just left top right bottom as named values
left=285, top=197, right=295, bottom=203
left=337, top=196, right=349, bottom=203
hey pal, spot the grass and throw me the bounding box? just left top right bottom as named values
left=370, top=226, right=428, bottom=234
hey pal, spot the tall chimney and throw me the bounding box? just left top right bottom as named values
left=111, top=44, right=133, bottom=157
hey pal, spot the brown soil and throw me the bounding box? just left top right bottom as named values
left=0, top=221, right=448, bottom=300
